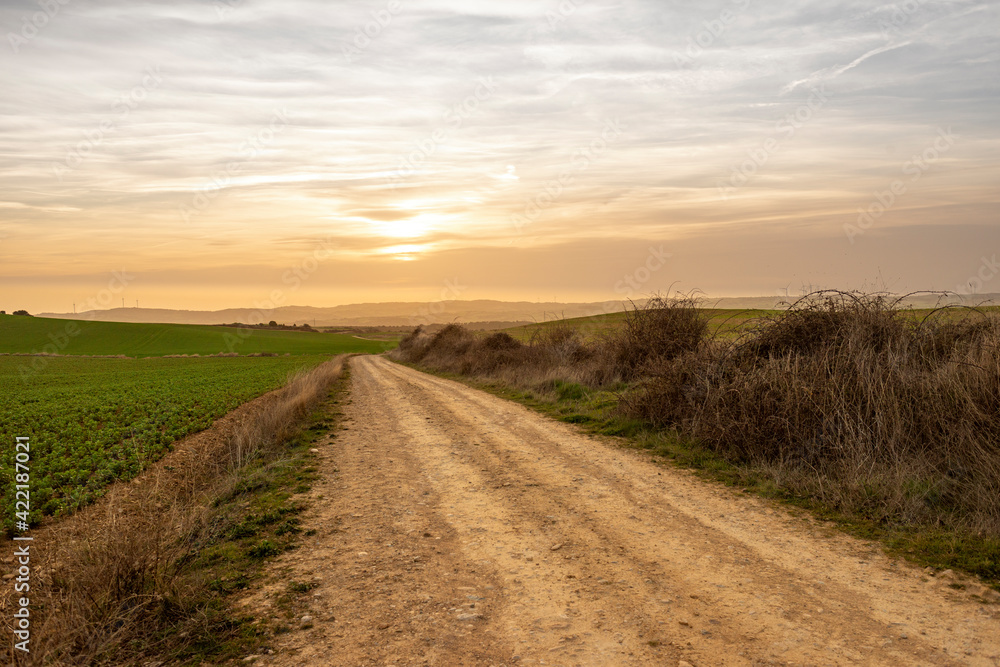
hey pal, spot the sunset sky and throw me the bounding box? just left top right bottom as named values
left=2, top=0, right=998, bottom=313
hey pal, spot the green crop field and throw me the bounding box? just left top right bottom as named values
left=0, top=354, right=344, bottom=533
left=0, top=316, right=393, bottom=533
left=0, top=314, right=392, bottom=357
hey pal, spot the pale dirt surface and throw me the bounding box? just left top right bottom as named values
left=239, top=355, right=1000, bottom=666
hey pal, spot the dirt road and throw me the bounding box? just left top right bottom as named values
left=243, top=355, right=1000, bottom=666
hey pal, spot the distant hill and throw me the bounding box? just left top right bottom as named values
left=36, top=293, right=1000, bottom=327
left=39, top=300, right=637, bottom=327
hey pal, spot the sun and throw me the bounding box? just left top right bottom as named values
left=374, top=213, right=438, bottom=239
left=378, top=244, right=424, bottom=261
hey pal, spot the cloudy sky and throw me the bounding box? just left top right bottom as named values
left=1, top=0, right=998, bottom=312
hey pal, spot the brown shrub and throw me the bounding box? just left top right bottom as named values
left=610, top=295, right=709, bottom=380
left=397, top=325, right=433, bottom=361
left=394, top=321, right=602, bottom=387
left=739, top=292, right=906, bottom=358
left=530, top=325, right=592, bottom=366
left=393, top=300, right=713, bottom=391
left=481, top=332, right=522, bottom=351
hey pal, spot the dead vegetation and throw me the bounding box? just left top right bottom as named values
left=394, top=293, right=1000, bottom=573
left=628, top=294, right=1000, bottom=538
left=2, top=357, right=345, bottom=665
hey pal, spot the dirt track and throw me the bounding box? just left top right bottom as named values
left=243, top=355, right=1000, bottom=666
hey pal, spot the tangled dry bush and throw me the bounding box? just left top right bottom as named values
left=624, top=293, right=1000, bottom=535
left=612, top=295, right=709, bottom=380
left=396, top=322, right=598, bottom=389
left=393, top=296, right=709, bottom=389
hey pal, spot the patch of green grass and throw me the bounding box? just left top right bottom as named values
left=288, top=581, right=319, bottom=594
left=208, top=574, right=250, bottom=594
left=246, top=540, right=282, bottom=559
left=275, top=519, right=302, bottom=536
left=229, top=520, right=259, bottom=540
left=552, top=380, right=587, bottom=401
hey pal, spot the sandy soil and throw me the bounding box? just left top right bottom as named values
left=240, top=355, right=1000, bottom=666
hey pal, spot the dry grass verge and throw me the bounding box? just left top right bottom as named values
left=625, top=295, right=1000, bottom=537
left=1, top=356, right=346, bottom=665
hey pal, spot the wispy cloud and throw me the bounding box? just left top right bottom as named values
left=780, top=41, right=914, bottom=95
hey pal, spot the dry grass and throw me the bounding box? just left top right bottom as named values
left=612, top=295, right=708, bottom=380
left=393, top=295, right=712, bottom=389
left=627, top=293, right=1000, bottom=536
left=2, top=357, right=345, bottom=666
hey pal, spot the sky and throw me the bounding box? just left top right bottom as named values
left=1, top=0, right=998, bottom=313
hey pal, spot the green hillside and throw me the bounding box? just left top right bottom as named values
left=0, top=314, right=392, bottom=357
left=501, top=308, right=781, bottom=342
left=498, top=305, right=995, bottom=342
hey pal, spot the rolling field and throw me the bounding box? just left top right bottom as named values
left=498, top=305, right=1000, bottom=342
left=0, top=314, right=390, bottom=357
left=501, top=308, right=780, bottom=342
left=0, top=354, right=340, bottom=532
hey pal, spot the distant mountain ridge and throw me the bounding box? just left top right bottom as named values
left=38, top=293, right=999, bottom=327
left=39, top=300, right=635, bottom=327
